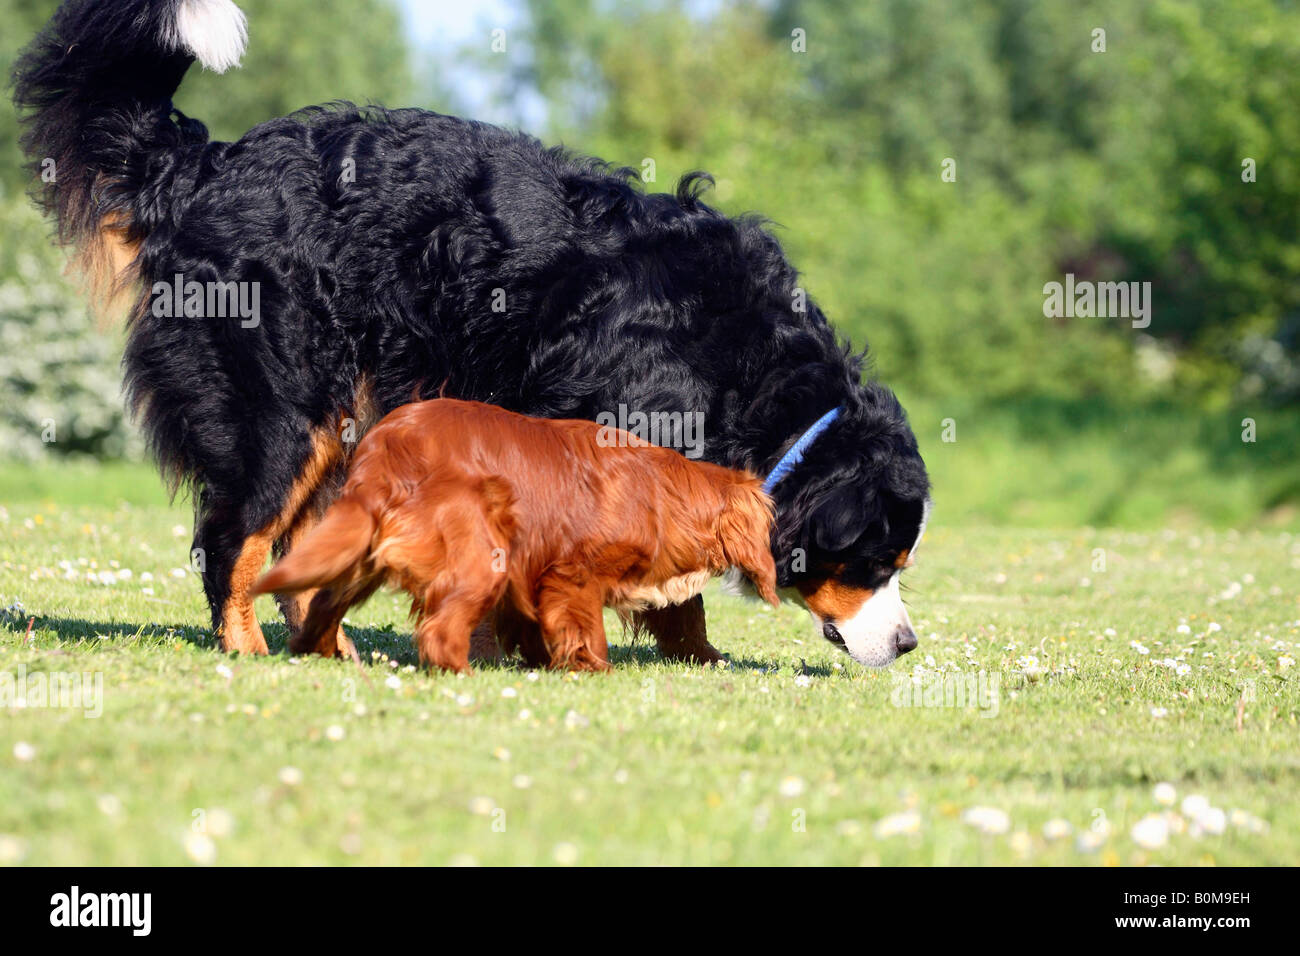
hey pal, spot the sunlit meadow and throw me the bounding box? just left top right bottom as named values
left=1, top=463, right=1297, bottom=865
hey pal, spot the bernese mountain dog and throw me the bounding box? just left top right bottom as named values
left=252, top=398, right=781, bottom=672
left=13, top=0, right=931, bottom=668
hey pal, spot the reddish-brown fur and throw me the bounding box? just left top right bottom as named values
left=253, top=399, right=779, bottom=672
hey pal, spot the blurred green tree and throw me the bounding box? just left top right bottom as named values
left=513, top=0, right=1138, bottom=398
left=1087, top=0, right=1300, bottom=404
left=515, top=0, right=1300, bottom=406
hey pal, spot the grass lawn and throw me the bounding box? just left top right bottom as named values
left=0, top=465, right=1297, bottom=865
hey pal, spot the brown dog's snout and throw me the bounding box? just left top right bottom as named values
left=895, top=628, right=918, bottom=655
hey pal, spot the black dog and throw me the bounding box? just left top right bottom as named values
left=14, top=0, right=931, bottom=667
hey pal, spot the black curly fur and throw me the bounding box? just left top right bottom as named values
left=13, top=0, right=930, bottom=636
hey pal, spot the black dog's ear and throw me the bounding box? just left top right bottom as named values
left=811, top=486, right=881, bottom=554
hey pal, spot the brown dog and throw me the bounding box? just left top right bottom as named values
left=252, top=399, right=779, bottom=671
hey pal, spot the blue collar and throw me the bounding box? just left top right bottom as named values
left=762, top=407, right=842, bottom=494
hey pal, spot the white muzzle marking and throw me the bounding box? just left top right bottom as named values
left=827, top=573, right=913, bottom=667
left=798, top=496, right=930, bottom=667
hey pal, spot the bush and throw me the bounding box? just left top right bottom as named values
left=0, top=201, right=140, bottom=462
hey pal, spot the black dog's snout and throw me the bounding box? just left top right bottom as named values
left=822, top=622, right=845, bottom=646
left=895, top=629, right=918, bottom=654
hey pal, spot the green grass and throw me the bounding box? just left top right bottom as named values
left=901, top=394, right=1300, bottom=529
left=1, top=471, right=1297, bottom=865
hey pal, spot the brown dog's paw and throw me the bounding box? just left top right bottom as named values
left=468, top=619, right=502, bottom=663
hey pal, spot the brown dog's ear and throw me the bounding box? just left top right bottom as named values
left=719, top=481, right=780, bottom=607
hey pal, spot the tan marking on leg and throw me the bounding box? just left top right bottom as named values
left=286, top=429, right=347, bottom=518
left=223, top=428, right=345, bottom=655
left=281, top=429, right=351, bottom=641
left=797, top=579, right=873, bottom=622
left=276, top=378, right=375, bottom=639
left=275, top=372, right=377, bottom=648
left=220, top=528, right=275, bottom=654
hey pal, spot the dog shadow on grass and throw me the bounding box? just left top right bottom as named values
left=604, top=641, right=823, bottom=674
left=5, top=612, right=381, bottom=660
left=11, top=615, right=429, bottom=672
left=13, top=613, right=823, bottom=676
left=3, top=613, right=210, bottom=652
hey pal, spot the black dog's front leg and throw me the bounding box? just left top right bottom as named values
left=635, top=595, right=723, bottom=664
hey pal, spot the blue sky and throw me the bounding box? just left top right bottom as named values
left=398, top=0, right=516, bottom=50
left=400, top=0, right=553, bottom=127
left=397, top=0, right=544, bottom=124
left=395, top=0, right=716, bottom=126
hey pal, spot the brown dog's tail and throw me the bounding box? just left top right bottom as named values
left=253, top=497, right=375, bottom=596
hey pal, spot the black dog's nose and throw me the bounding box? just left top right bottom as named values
left=896, top=629, right=918, bottom=655
left=822, top=622, right=845, bottom=646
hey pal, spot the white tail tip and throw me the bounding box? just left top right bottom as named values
left=167, top=0, right=248, bottom=73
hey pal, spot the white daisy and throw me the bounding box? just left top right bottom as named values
left=962, top=806, right=1010, bottom=835
left=873, top=811, right=921, bottom=838
left=1131, top=813, right=1169, bottom=850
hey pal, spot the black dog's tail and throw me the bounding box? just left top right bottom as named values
left=12, top=0, right=246, bottom=288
